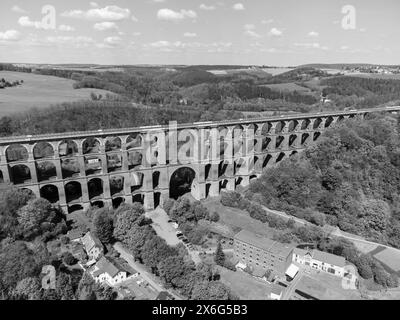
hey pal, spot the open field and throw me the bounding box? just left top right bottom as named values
left=0, top=71, right=114, bottom=117
left=145, top=207, right=180, bottom=246
left=217, top=266, right=272, bottom=300
left=292, top=267, right=361, bottom=300
left=343, top=72, right=400, bottom=80
left=260, top=82, right=313, bottom=94
left=202, top=197, right=279, bottom=239
left=262, top=67, right=294, bottom=76
left=371, top=247, right=400, bottom=275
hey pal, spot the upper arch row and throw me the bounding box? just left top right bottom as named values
left=0, top=114, right=352, bottom=163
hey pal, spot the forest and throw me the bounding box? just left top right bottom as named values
left=246, top=113, right=400, bottom=248
left=0, top=185, right=235, bottom=300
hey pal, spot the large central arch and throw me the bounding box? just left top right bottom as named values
left=169, top=167, right=196, bottom=200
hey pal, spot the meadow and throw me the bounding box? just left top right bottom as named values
left=261, top=82, right=313, bottom=93
left=0, top=71, right=114, bottom=117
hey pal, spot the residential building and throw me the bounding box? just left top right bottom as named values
left=89, top=256, right=129, bottom=286
left=81, top=231, right=104, bottom=260
left=291, top=248, right=346, bottom=277
left=234, top=230, right=294, bottom=275
left=71, top=242, right=87, bottom=262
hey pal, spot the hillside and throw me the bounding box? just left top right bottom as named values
left=0, top=71, right=115, bottom=118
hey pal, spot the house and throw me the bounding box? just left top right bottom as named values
left=89, top=256, right=128, bottom=286
left=234, top=230, right=294, bottom=275
left=270, top=284, right=284, bottom=300
left=285, top=263, right=299, bottom=281
left=81, top=231, right=104, bottom=260
left=71, top=242, right=87, bottom=262
left=291, top=248, right=346, bottom=277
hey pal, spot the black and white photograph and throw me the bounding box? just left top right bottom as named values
left=1, top=0, right=400, bottom=307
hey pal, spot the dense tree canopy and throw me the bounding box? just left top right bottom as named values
left=248, top=114, right=400, bottom=247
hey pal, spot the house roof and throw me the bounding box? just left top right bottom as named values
left=82, top=231, right=103, bottom=252
left=312, top=250, right=346, bottom=268
left=93, top=256, right=123, bottom=278
left=234, top=229, right=293, bottom=257
left=286, top=264, right=299, bottom=278
left=293, top=248, right=345, bottom=268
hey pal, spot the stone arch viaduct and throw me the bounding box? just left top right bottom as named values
left=0, top=106, right=398, bottom=212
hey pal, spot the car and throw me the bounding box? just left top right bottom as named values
left=175, top=231, right=183, bottom=236
left=167, top=219, right=173, bottom=223
left=177, top=235, right=184, bottom=239
left=182, top=238, right=189, bottom=244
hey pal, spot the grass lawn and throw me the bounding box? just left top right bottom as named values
left=145, top=207, right=180, bottom=246
left=344, top=72, right=400, bottom=80
left=372, top=247, right=400, bottom=275
left=260, top=82, right=313, bottom=94
left=217, top=266, right=272, bottom=300
left=202, top=197, right=278, bottom=239
left=262, top=67, right=294, bottom=76
left=295, top=274, right=361, bottom=300
left=0, top=71, right=114, bottom=117
left=295, top=268, right=362, bottom=300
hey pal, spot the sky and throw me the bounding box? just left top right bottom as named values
left=0, top=0, right=399, bottom=66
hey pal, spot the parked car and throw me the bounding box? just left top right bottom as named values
left=176, top=231, right=183, bottom=236
left=182, top=238, right=189, bottom=244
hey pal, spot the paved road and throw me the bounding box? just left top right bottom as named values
left=114, top=242, right=183, bottom=300
left=281, top=270, right=304, bottom=300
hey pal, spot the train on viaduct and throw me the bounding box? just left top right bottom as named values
left=0, top=106, right=398, bottom=212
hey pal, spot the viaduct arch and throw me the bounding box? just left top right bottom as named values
left=0, top=107, right=398, bottom=212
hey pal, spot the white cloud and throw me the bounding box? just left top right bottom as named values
left=294, top=42, right=329, bottom=50
left=233, top=3, right=245, bottom=10
left=133, top=32, right=142, bottom=36
left=308, top=31, right=319, bottom=37
left=184, top=32, right=197, bottom=37
left=62, top=5, right=131, bottom=21
left=94, top=21, right=118, bottom=31
left=90, top=2, right=99, bottom=7
left=0, top=30, right=22, bottom=41
left=11, top=5, right=27, bottom=14
left=340, top=45, right=349, bottom=50
left=244, top=24, right=261, bottom=38
left=269, top=27, right=283, bottom=37
left=359, top=28, right=367, bottom=32
left=18, top=16, right=43, bottom=29
left=153, top=0, right=167, bottom=2
left=157, top=8, right=197, bottom=21
left=199, top=4, right=216, bottom=10
left=58, top=24, right=75, bottom=32
left=245, top=30, right=262, bottom=38
left=104, top=36, right=122, bottom=45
